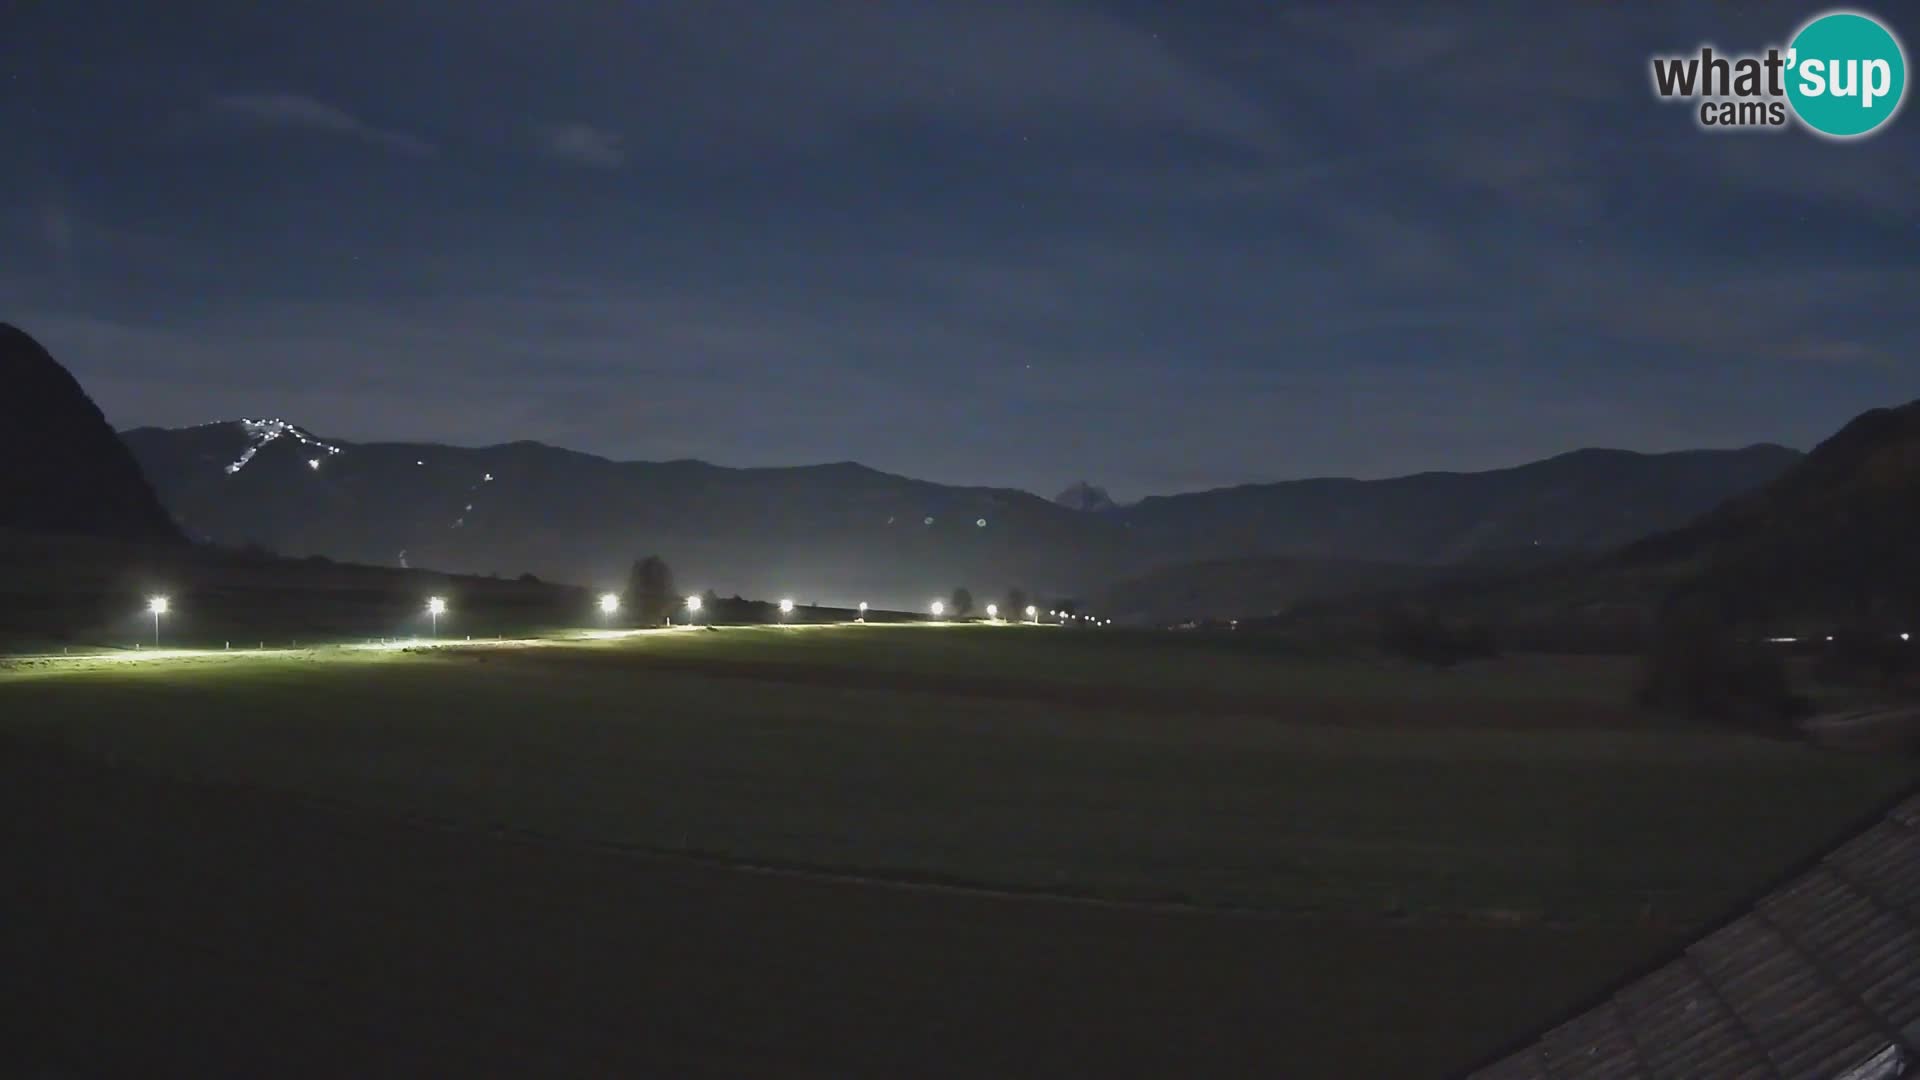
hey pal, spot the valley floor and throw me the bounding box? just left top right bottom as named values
left=3, top=625, right=1913, bottom=1075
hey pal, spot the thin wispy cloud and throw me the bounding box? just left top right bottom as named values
left=207, top=93, right=435, bottom=157
left=539, top=124, right=626, bottom=168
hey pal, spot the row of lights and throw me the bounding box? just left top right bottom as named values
left=136, top=590, right=1105, bottom=647
left=131, top=588, right=1904, bottom=645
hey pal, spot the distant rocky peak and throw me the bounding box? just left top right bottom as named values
left=1054, top=481, right=1117, bottom=513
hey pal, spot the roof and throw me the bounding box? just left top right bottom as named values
left=1466, top=792, right=1920, bottom=1079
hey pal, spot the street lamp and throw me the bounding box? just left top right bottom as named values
left=147, top=595, right=169, bottom=646
left=427, top=596, right=446, bottom=638
left=986, top=603, right=999, bottom=621
left=930, top=600, right=945, bottom=619
left=686, top=594, right=703, bottom=625
left=857, top=601, right=868, bottom=622
left=598, top=592, right=620, bottom=627
left=779, top=598, right=795, bottom=620
left=1025, top=605, right=1038, bottom=623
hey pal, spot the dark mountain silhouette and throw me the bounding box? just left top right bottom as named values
left=1620, top=399, right=1920, bottom=622
left=0, top=324, right=181, bottom=543
left=123, top=422, right=1128, bottom=608
left=1054, top=481, right=1117, bottom=513
left=1119, top=445, right=1803, bottom=564
left=122, top=421, right=1801, bottom=611
left=1263, top=400, right=1920, bottom=648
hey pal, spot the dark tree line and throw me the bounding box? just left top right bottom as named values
left=1379, top=609, right=1498, bottom=668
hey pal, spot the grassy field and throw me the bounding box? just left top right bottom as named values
left=4, top=625, right=1911, bottom=920
left=4, top=624, right=1915, bottom=1075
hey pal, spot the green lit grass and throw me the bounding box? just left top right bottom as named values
left=3, top=625, right=1910, bottom=925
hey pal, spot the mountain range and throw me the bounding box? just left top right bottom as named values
left=9, top=318, right=1911, bottom=635
left=119, top=419, right=1801, bottom=612
left=21, top=316, right=1916, bottom=644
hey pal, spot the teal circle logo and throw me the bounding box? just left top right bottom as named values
left=1786, top=11, right=1907, bottom=138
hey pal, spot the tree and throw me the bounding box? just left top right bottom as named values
left=626, top=556, right=675, bottom=625
left=1636, top=592, right=1805, bottom=733
left=1005, top=588, right=1030, bottom=621
left=950, top=587, right=974, bottom=617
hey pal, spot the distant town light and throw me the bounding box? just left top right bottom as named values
left=307, top=458, right=321, bottom=470
left=598, top=593, right=620, bottom=615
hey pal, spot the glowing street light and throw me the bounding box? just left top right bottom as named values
left=427, top=596, right=446, bottom=637
left=930, top=600, right=946, bottom=619
left=1025, top=605, right=1038, bottom=623
left=686, top=594, right=703, bottom=625
left=598, top=592, right=620, bottom=626
left=986, top=603, right=999, bottom=621
left=779, top=597, right=795, bottom=619
left=857, top=601, right=868, bottom=622
left=147, top=595, right=169, bottom=646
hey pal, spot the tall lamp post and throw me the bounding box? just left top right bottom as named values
left=148, top=595, right=169, bottom=647
left=599, top=592, right=620, bottom=628
left=685, top=594, right=703, bottom=626
left=427, top=596, right=446, bottom=638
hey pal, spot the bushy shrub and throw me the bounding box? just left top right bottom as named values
left=1636, top=594, right=1808, bottom=733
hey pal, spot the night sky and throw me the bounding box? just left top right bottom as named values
left=4, top=1, right=1915, bottom=499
